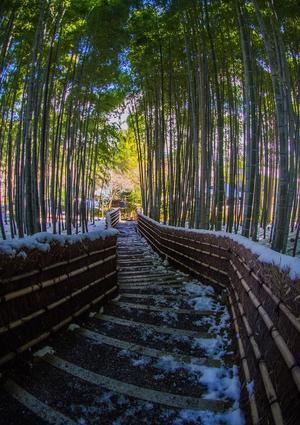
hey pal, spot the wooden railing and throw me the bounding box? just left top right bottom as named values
left=0, top=230, right=118, bottom=368
left=137, top=213, right=300, bottom=425
left=106, top=208, right=121, bottom=228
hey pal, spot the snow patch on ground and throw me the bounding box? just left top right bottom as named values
left=192, top=336, right=228, bottom=359
left=182, top=282, right=215, bottom=296
left=188, top=295, right=216, bottom=311
left=131, top=356, right=151, bottom=368
left=174, top=404, right=245, bottom=425
left=157, top=311, right=179, bottom=323
left=85, top=229, right=244, bottom=424
left=246, top=380, right=254, bottom=396
left=154, top=355, right=241, bottom=402
left=117, top=342, right=241, bottom=406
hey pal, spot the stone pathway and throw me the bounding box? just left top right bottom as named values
left=0, top=221, right=244, bottom=424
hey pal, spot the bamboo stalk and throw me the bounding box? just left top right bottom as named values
left=139, top=220, right=227, bottom=260
left=4, top=283, right=41, bottom=301
left=68, top=265, right=88, bottom=278
left=41, top=260, right=69, bottom=272
left=51, top=317, right=72, bottom=332
left=230, top=260, right=300, bottom=392
left=138, top=221, right=226, bottom=289
left=159, top=233, right=227, bottom=260
left=11, top=309, right=45, bottom=329
left=17, top=332, right=51, bottom=354
left=235, top=252, right=300, bottom=333
left=88, top=254, right=116, bottom=270
left=1, top=269, right=39, bottom=284
left=139, top=221, right=228, bottom=278
left=228, top=294, right=260, bottom=425
left=2, top=254, right=116, bottom=302
left=0, top=244, right=116, bottom=284
left=0, top=352, right=15, bottom=367
left=87, top=245, right=116, bottom=257
left=231, top=286, right=284, bottom=425
left=138, top=215, right=228, bottom=252
left=1, top=271, right=117, bottom=333
left=0, top=285, right=118, bottom=367
left=91, top=286, right=117, bottom=305
left=68, top=253, right=89, bottom=264
left=41, top=273, right=68, bottom=289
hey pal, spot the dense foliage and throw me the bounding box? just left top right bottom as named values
left=0, top=0, right=132, bottom=237
left=0, top=0, right=299, bottom=255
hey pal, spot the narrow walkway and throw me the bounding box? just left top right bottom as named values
left=0, top=222, right=244, bottom=424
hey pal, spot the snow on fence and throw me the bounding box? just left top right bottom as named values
left=0, top=229, right=119, bottom=368
left=137, top=213, right=300, bottom=425
left=106, top=208, right=121, bottom=228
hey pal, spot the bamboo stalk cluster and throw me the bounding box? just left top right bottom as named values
left=129, top=0, right=299, bottom=254
left=0, top=0, right=129, bottom=239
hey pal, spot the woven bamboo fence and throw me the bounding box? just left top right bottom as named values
left=0, top=231, right=118, bottom=368
left=106, top=208, right=121, bottom=228
left=138, top=213, right=300, bottom=425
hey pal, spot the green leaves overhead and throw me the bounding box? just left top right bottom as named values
left=0, top=0, right=134, bottom=236
left=0, top=0, right=299, bottom=252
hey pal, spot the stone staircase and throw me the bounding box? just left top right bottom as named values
left=0, top=221, right=244, bottom=424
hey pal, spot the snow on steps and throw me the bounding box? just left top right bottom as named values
left=1, top=220, right=244, bottom=425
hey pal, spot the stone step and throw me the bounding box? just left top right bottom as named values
left=96, top=314, right=210, bottom=338
left=42, top=354, right=226, bottom=412
left=3, top=379, right=75, bottom=425
left=119, top=292, right=197, bottom=301
left=111, top=300, right=214, bottom=316
left=73, top=326, right=221, bottom=367
left=1, top=220, right=240, bottom=425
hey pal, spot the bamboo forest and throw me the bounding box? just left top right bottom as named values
left=0, top=1, right=299, bottom=425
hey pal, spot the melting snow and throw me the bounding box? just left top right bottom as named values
left=131, top=357, right=151, bottom=367
left=174, top=404, right=245, bottom=425
left=183, top=282, right=215, bottom=296
left=154, top=355, right=241, bottom=402
left=188, top=295, right=216, bottom=311
left=192, top=336, right=227, bottom=359
left=246, top=380, right=254, bottom=396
